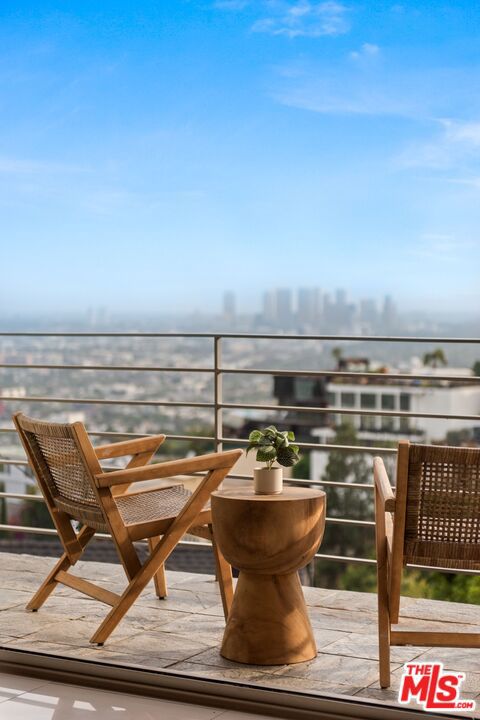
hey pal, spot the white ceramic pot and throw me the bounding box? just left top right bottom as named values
left=253, top=466, right=283, bottom=495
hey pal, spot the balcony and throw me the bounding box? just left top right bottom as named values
left=0, top=331, right=479, bottom=718
left=2, top=553, right=479, bottom=712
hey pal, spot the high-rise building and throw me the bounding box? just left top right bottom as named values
left=359, top=298, right=378, bottom=325
left=276, top=288, right=293, bottom=327
left=297, top=288, right=316, bottom=325
left=382, top=295, right=397, bottom=327
left=262, top=290, right=277, bottom=324
left=297, top=288, right=321, bottom=326
left=222, top=291, right=236, bottom=321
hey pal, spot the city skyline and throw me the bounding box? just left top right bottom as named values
left=4, top=285, right=478, bottom=329
left=1, top=1, right=480, bottom=315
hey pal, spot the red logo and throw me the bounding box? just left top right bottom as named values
left=398, top=662, right=475, bottom=712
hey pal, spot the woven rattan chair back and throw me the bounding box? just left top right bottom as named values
left=374, top=441, right=480, bottom=689
left=13, top=413, right=105, bottom=530
left=402, top=443, right=480, bottom=571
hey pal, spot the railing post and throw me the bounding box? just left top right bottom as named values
left=214, top=336, right=223, bottom=453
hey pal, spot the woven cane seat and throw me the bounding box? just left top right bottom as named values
left=404, top=444, right=480, bottom=570
left=116, top=485, right=194, bottom=527
left=20, top=418, right=209, bottom=535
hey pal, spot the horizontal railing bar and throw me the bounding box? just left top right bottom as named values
left=0, top=428, right=215, bottom=442
left=1, top=332, right=479, bottom=342
left=0, top=492, right=373, bottom=526
left=2, top=393, right=475, bottom=420
left=313, top=553, right=478, bottom=575
left=0, top=459, right=29, bottom=466
left=0, top=525, right=474, bottom=574
left=0, top=525, right=210, bottom=549
left=0, top=492, right=44, bottom=501
left=220, top=367, right=480, bottom=383
left=221, top=402, right=480, bottom=423
left=314, top=553, right=375, bottom=565
left=326, top=517, right=374, bottom=527
left=0, top=396, right=213, bottom=408
left=0, top=363, right=214, bottom=373
left=220, top=437, right=397, bottom=454
left=0, top=475, right=378, bottom=499
left=230, top=474, right=376, bottom=490
left=2, top=362, right=477, bottom=384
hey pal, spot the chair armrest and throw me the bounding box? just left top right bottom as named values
left=94, top=434, right=166, bottom=460
left=96, top=449, right=243, bottom=488
left=374, top=457, right=396, bottom=512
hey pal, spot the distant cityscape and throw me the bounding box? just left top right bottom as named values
left=221, top=288, right=398, bottom=334
left=2, top=284, right=479, bottom=337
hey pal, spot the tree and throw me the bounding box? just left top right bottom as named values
left=331, top=346, right=343, bottom=368
left=423, top=348, right=447, bottom=368
left=314, top=422, right=375, bottom=589
left=472, top=360, right=480, bottom=377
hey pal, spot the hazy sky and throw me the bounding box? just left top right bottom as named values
left=1, top=1, right=480, bottom=315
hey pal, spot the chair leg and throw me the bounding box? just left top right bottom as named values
left=378, top=589, right=391, bottom=688
left=148, top=536, right=167, bottom=599
left=90, top=535, right=172, bottom=645
left=27, top=551, right=73, bottom=611
left=26, top=526, right=95, bottom=612
left=375, top=495, right=391, bottom=688
left=211, top=529, right=233, bottom=619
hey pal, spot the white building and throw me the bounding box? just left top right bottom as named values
left=311, top=363, right=480, bottom=482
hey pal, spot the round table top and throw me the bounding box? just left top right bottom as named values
left=212, top=486, right=325, bottom=502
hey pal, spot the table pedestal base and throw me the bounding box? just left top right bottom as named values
left=220, top=571, right=317, bottom=665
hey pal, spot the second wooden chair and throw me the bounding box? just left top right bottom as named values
left=374, top=441, right=480, bottom=687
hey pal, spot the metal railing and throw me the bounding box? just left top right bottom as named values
left=1, top=331, right=479, bottom=576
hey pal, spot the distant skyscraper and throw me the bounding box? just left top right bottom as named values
left=276, top=288, right=293, bottom=327
left=262, top=290, right=277, bottom=324
left=359, top=298, right=378, bottom=325
left=382, top=295, right=397, bottom=327
left=335, top=288, right=347, bottom=308
left=297, top=288, right=317, bottom=325
left=223, top=291, right=236, bottom=320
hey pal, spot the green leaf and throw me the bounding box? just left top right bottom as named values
left=277, top=446, right=300, bottom=467
left=263, top=425, right=278, bottom=435
left=287, top=431, right=295, bottom=441
left=248, top=430, right=263, bottom=443
left=256, top=445, right=277, bottom=463
left=289, top=444, right=299, bottom=454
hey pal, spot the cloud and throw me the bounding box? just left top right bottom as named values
left=441, top=119, right=480, bottom=147
left=273, top=69, right=418, bottom=116
left=411, top=234, right=477, bottom=260
left=0, top=156, right=89, bottom=176
left=213, top=0, right=249, bottom=9
left=396, top=119, right=480, bottom=170
left=252, top=1, right=349, bottom=38
left=349, top=43, right=380, bottom=61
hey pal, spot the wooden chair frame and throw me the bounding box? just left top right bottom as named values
left=374, top=441, right=480, bottom=688
left=13, top=412, right=242, bottom=645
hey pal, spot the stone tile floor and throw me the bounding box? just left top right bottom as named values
left=1, top=553, right=479, bottom=716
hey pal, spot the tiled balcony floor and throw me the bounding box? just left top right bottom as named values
left=1, top=553, right=479, bottom=715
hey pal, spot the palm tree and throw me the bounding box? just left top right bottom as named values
left=331, top=347, right=343, bottom=368
left=423, top=348, right=447, bottom=368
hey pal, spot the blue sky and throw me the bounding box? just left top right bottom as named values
left=1, top=1, right=480, bottom=315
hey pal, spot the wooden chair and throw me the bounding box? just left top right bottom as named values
left=374, top=441, right=480, bottom=688
left=13, top=412, right=242, bottom=645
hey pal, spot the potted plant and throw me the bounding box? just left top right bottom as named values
left=246, top=425, right=300, bottom=494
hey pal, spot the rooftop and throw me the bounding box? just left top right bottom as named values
left=1, top=552, right=479, bottom=716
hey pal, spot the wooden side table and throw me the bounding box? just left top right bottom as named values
left=211, top=486, right=326, bottom=665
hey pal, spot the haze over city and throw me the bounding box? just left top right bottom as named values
left=1, top=1, right=480, bottom=318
